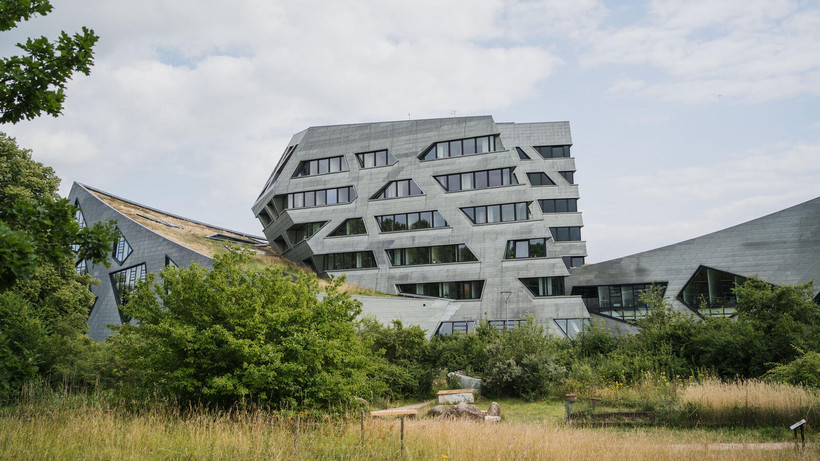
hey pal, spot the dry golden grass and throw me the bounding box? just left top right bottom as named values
left=2, top=399, right=817, bottom=460
left=681, top=378, right=819, bottom=412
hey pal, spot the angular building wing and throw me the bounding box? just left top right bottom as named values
left=252, top=116, right=589, bottom=336
left=567, top=197, right=820, bottom=331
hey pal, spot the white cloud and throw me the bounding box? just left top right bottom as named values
left=585, top=0, right=820, bottom=103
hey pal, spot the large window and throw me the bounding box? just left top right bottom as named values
left=516, top=147, right=531, bottom=160
left=435, top=167, right=518, bottom=192
left=534, top=145, right=571, bottom=159
left=539, top=198, right=578, bottom=213
left=376, top=211, right=448, bottom=232
left=505, top=238, right=547, bottom=259
left=554, top=318, right=589, bottom=339
left=111, top=263, right=147, bottom=306
left=550, top=226, right=582, bottom=241
left=678, top=266, right=746, bottom=318
left=420, top=135, right=499, bottom=160
left=562, top=256, right=585, bottom=269
left=287, top=221, right=327, bottom=243
left=559, top=171, right=575, bottom=184
left=387, top=244, right=477, bottom=266
left=572, top=283, right=667, bottom=322
left=520, top=277, right=566, bottom=297
left=461, top=202, right=530, bottom=224
left=285, top=186, right=356, bottom=209
left=71, top=203, right=86, bottom=253
left=397, top=281, right=484, bottom=300
left=293, top=155, right=349, bottom=177
left=527, top=172, right=556, bottom=186
left=323, top=251, right=377, bottom=271
left=329, top=218, right=367, bottom=237
left=371, top=179, right=423, bottom=199
left=356, top=149, right=396, bottom=168
left=112, top=232, right=132, bottom=264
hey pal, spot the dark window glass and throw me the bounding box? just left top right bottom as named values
left=516, top=147, right=530, bottom=160
left=488, top=169, right=502, bottom=187
left=560, top=171, right=575, bottom=183
left=419, top=211, right=433, bottom=228
left=463, top=138, right=476, bottom=155
left=530, top=239, right=546, bottom=257
left=449, top=140, right=462, bottom=156
left=463, top=207, right=475, bottom=222
left=323, top=251, right=377, bottom=270
left=550, top=227, right=582, bottom=241
left=409, top=180, right=422, bottom=195
left=501, top=203, right=515, bottom=222
left=394, top=214, right=407, bottom=231
left=540, top=199, right=555, bottom=213
left=408, top=213, right=420, bottom=229
left=448, top=174, right=461, bottom=191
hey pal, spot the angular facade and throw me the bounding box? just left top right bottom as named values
left=69, top=183, right=270, bottom=340
left=567, top=197, right=820, bottom=332
left=252, top=116, right=589, bottom=336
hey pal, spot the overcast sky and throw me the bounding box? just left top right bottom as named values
left=3, top=0, right=819, bottom=263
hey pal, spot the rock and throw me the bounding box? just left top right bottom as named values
left=427, top=405, right=448, bottom=417
left=487, top=402, right=501, bottom=417
left=437, top=402, right=484, bottom=421
left=448, top=371, right=483, bottom=390
left=484, top=416, right=501, bottom=423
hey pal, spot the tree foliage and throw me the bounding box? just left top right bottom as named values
left=0, top=0, right=98, bottom=123
left=109, top=250, right=381, bottom=409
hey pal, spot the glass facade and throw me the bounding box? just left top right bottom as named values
left=421, top=135, right=499, bottom=160
left=356, top=149, right=396, bottom=168
left=554, top=318, right=589, bottom=339
left=111, top=263, right=147, bottom=306
left=550, top=226, right=582, bottom=241
left=515, top=147, right=531, bottom=160
left=329, top=218, right=367, bottom=237
left=386, top=244, right=477, bottom=266
left=679, top=266, right=746, bottom=318
left=559, top=171, right=575, bottom=184
left=505, top=238, right=547, bottom=259
left=434, top=167, right=518, bottom=192
left=520, top=277, right=566, bottom=297
left=527, top=172, right=556, bottom=186
left=371, top=179, right=423, bottom=200
left=75, top=259, right=87, bottom=274
left=112, top=233, right=132, bottom=264
left=285, top=186, right=356, bottom=209
left=562, top=256, right=585, bottom=269
left=323, top=251, right=377, bottom=271
left=293, top=155, right=349, bottom=177
left=461, top=202, right=530, bottom=224
left=397, top=280, right=484, bottom=300
left=376, top=211, right=447, bottom=232
left=572, top=283, right=667, bottom=322
left=287, top=221, right=327, bottom=242
left=539, top=198, right=578, bottom=213
left=534, top=145, right=571, bottom=159
left=435, top=320, right=477, bottom=335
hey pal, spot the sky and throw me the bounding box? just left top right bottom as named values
left=3, top=0, right=819, bottom=263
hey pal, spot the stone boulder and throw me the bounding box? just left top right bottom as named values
left=436, top=402, right=484, bottom=421
left=427, top=405, right=448, bottom=417
left=487, top=402, right=501, bottom=417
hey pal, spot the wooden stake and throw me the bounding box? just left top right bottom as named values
left=400, top=415, right=406, bottom=458
left=360, top=410, right=365, bottom=446
left=293, top=413, right=299, bottom=457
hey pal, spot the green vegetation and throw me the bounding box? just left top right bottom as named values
left=0, top=0, right=99, bottom=123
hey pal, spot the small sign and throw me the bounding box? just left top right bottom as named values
left=790, top=419, right=806, bottom=430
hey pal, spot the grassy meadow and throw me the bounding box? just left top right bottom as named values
left=2, top=380, right=818, bottom=460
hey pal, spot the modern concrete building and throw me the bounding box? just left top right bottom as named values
left=69, top=183, right=456, bottom=340
left=252, top=116, right=589, bottom=337
left=567, top=197, right=820, bottom=332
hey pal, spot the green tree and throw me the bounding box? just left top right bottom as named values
left=0, top=0, right=98, bottom=123
left=109, top=250, right=382, bottom=409
left=358, top=318, right=433, bottom=398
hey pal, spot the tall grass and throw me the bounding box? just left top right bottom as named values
left=2, top=390, right=816, bottom=460
left=671, top=378, right=820, bottom=427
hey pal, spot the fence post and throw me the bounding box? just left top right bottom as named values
left=400, top=415, right=406, bottom=458
left=360, top=410, right=365, bottom=446
left=293, top=413, right=299, bottom=457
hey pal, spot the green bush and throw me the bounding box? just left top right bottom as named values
left=109, top=250, right=382, bottom=409
left=358, top=318, right=433, bottom=398
left=764, top=349, right=820, bottom=387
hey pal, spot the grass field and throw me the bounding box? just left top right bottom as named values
left=2, top=389, right=818, bottom=460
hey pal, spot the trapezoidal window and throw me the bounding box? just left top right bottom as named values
left=505, top=238, right=548, bottom=259
left=434, top=167, right=518, bottom=192
left=527, top=172, right=556, bottom=186
left=371, top=179, right=422, bottom=200
left=112, top=231, right=132, bottom=265
left=356, top=149, right=397, bottom=168
left=539, top=199, right=578, bottom=213
left=520, top=277, right=566, bottom=297
left=322, top=251, right=378, bottom=271
left=461, top=202, right=530, bottom=224
left=516, top=147, right=531, bottom=160
left=329, top=218, right=367, bottom=237
left=376, top=211, right=448, bottom=232
left=554, top=318, right=589, bottom=339
left=397, top=281, right=484, bottom=300
left=559, top=171, right=575, bottom=184
left=285, top=186, right=356, bottom=209
left=533, top=145, right=571, bottom=159
left=110, top=263, right=147, bottom=323
left=292, top=155, right=349, bottom=178
left=287, top=221, right=328, bottom=243
left=419, top=135, right=501, bottom=161
left=71, top=200, right=86, bottom=253
left=678, top=266, right=746, bottom=318
left=550, top=226, right=582, bottom=241
left=571, top=283, right=668, bottom=323
left=386, top=244, right=477, bottom=266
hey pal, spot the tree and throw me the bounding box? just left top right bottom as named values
left=0, top=133, right=116, bottom=288
left=0, top=133, right=116, bottom=402
left=0, top=0, right=98, bottom=123
left=109, top=250, right=382, bottom=409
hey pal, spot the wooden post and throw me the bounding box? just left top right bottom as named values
left=293, top=413, right=299, bottom=456
left=400, top=415, right=406, bottom=458
left=360, top=410, right=365, bottom=446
